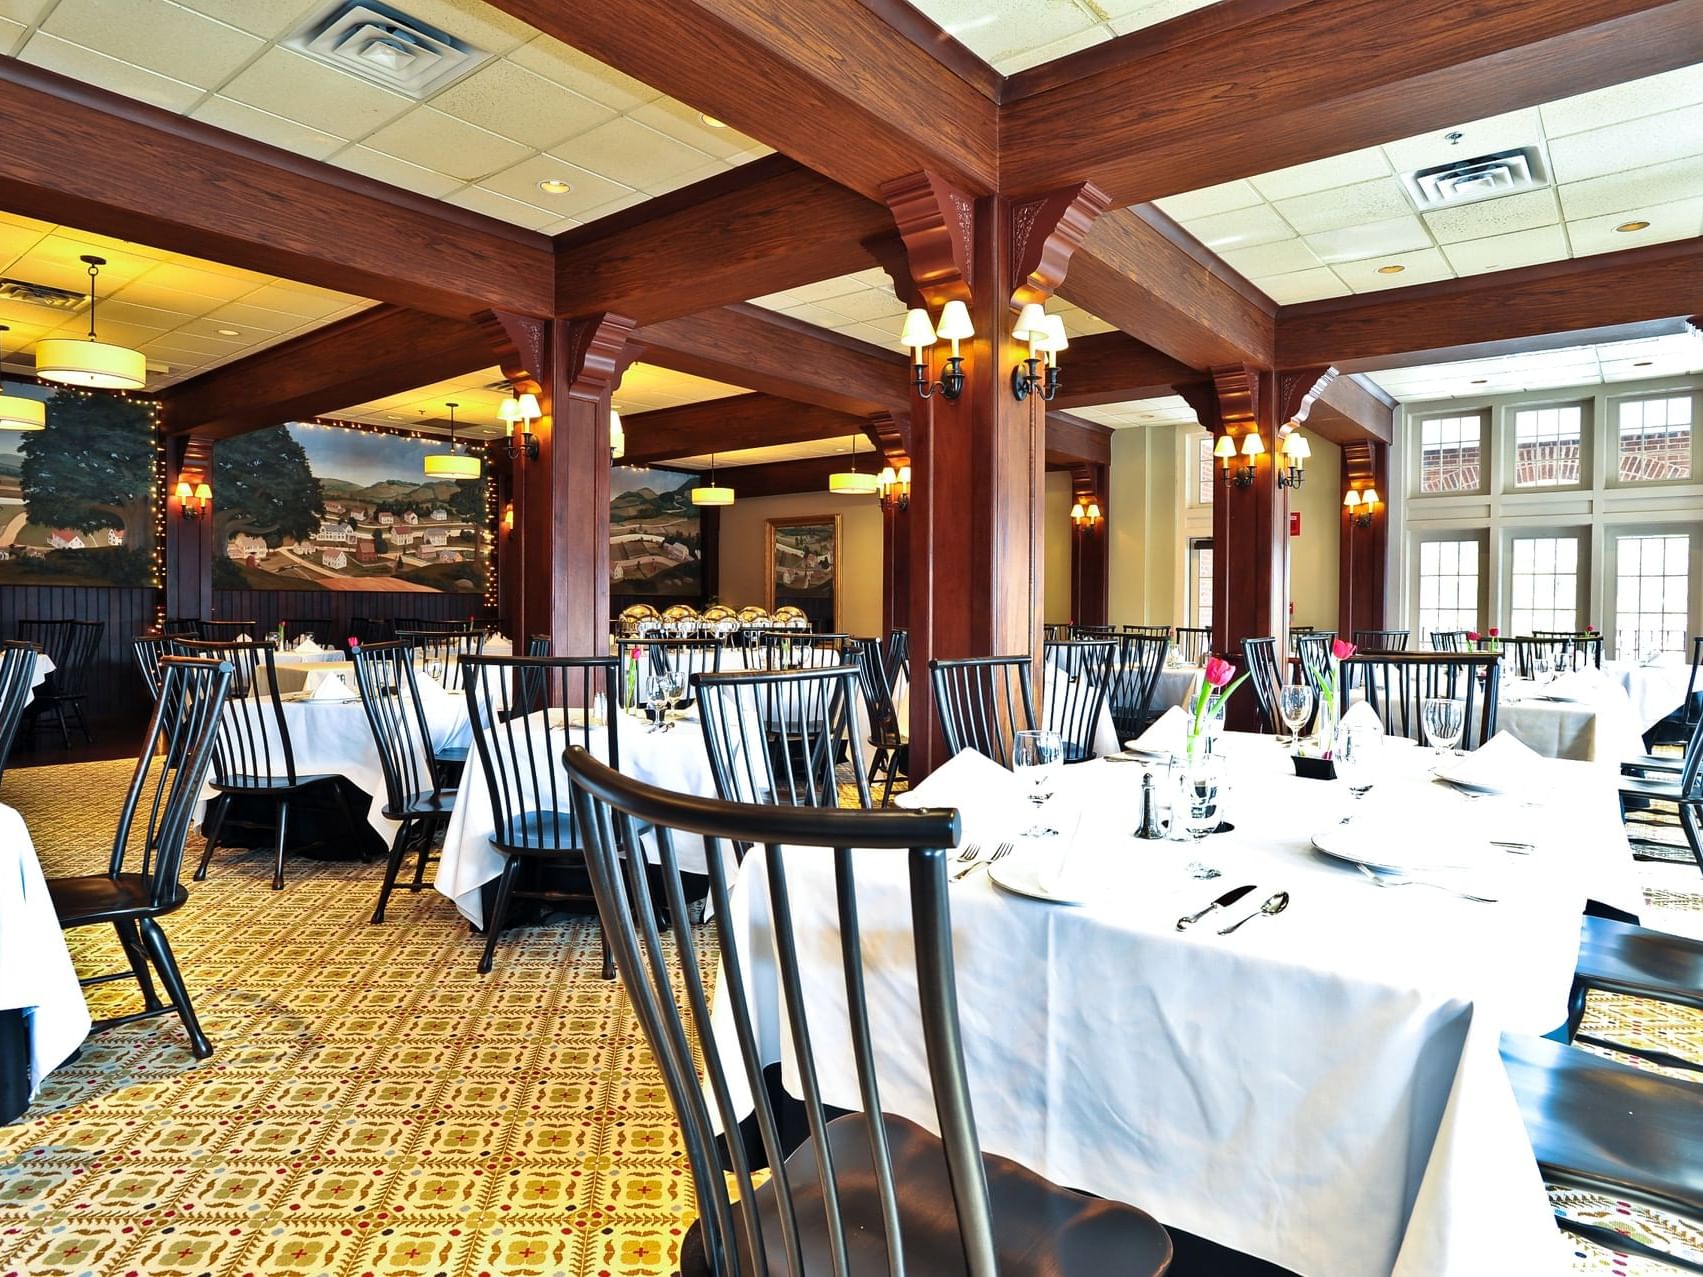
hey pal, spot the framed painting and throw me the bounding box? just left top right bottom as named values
left=766, top=515, right=841, bottom=632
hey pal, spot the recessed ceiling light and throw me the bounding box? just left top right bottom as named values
left=1376, top=264, right=1405, bottom=275
left=537, top=178, right=573, bottom=195
left=216, top=328, right=240, bottom=336
left=700, top=114, right=727, bottom=128
left=387, top=413, right=405, bottom=420
left=1615, top=220, right=1651, bottom=232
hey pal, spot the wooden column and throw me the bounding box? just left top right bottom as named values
left=1339, top=440, right=1389, bottom=639
left=477, top=310, right=548, bottom=644
left=868, top=410, right=911, bottom=635
left=162, top=432, right=214, bottom=625
left=881, top=173, right=1107, bottom=775
left=1068, top=462, right=1109, bottom=627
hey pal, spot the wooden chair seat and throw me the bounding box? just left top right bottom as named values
left=384, top=789, right=457, bottom=821
left=211, top=772, right=341, bottom=794
left=49, top=874, right=188, bottom=925
left=491, top=810, right=584, bottom=853
left=1569, top=916, right=1703, bottom=1073
left=1619, top=773, right=1689, bottom=802
left=679, top=1112, right=1172, bottom=1277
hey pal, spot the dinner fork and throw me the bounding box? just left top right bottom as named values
left=1356, top=863, right=1498, bottom=903
left=954, top=842, right=982, bottom=864
left=953, top=841, right=1013, bottom=881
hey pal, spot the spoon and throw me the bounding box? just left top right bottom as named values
left=1217, top=891, right=1290, bottom=935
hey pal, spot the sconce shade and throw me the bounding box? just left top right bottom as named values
left=1361, top=488, right=1380, bottom=507
left=0, top=392, right=45, bottom=431
left=1240, top=432, right=1265, bottom=457
left=1282, top=432, right=1311, bottom=460
left=1070, top=501, right=1085, bottom=519
left=1087, top=501, right=1101, bottom=520
left=899, top=308, right=937, bottom=350
left=1214, top=435, right=1237, bottom=459
left=1035, top=314, right=1069, bottom=353
left=499, top=398, right=521, bottom=423
left=35, top=337, right=146, bottom=390
left=609, top=408, right=625, bottom=460
left=1012, top=303, right=1047, bottom=342
left=516, top=392, right=542, bottom=421
left=935, top=299, right=974, bottom=342
left=193, top=482, right=212, bottom=500
left=175, top=480, right=192, bottom=500
left=879, top=466, right=896, bottom=486
left=1343, top=490, right=1361, bottom=509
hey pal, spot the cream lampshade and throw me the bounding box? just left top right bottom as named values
left=1282, top=432, right=1311, bottom=461
left=424, top=403, right=480, bottom=478
left=934, top=299, right=974, bottom=356
left=1343, top=490, right=1362, bottom=509
left=1214, top=435, right=1237, bottom=461
left=0, top=389, right=45, bottom=431
left=899, top=308, right=937, bottom=356
left=1240, top=431, right=1265, bottom=457
left=516, top=393, right=541, bottom=421
left=609, top=408, right=625, bottom=460
left=691, top=453, right=734, bottom=505
left=1012, top=303, right=1047, bottom=346
left=1036, top=314, right=1069, bottom=365
left=34, top=337, right=146, bottom=390
left=828, top=470, right=880, bottom=495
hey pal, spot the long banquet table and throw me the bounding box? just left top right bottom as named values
left=709, top=732, right=1637, bottom=1276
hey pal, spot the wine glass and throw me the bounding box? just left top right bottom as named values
left=1421, top=697, right=1465, bottom=759
left=1012, top=729, right=1064, bottom=837
left=1277, top=684, right=1313, bottom=748
left=659, top=670, right=687, bottom=728
left=1333, top=723, right=1380, bottom=799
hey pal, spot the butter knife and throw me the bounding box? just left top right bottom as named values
left=1176, top=883, right=1256, bottom=931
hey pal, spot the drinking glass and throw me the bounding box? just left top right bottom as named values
left=1421, top=697, right=1465, bottom=757
left=1277, top=684, right=1314, bottom=747
left=659, top=670, right=687, bottom=725
left=1012, top=729, right=1065, bottom=837
left=1175, top=754, right=1224, bottom=840
left=1332, top=723, right=1381, bottom=798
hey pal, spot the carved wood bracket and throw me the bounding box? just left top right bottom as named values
left=1277, top=365, right=1340, bottom=429
left=558, top=313, right=639, bottom=404
left=866, top=409, right=911, bottom=467
left=477, top=309, right=549, bottom=394
left=879, top=170, right=976, bottom=308
left=1342, top=439, right=1380, bottom=487
left=1068, top=462, right=1100, bottom=504
left=1008, top=182, right=1111, bottom=307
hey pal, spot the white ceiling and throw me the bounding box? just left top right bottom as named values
left=332, top=361, right=750, bottom=435
left=0, top=0, right=769, bottom=233
left=1157, top=62, right=1703, bottom=305
left=0, top=209, right=368, bottom=387
left=905, top=0, right=1221, bottom=74
left=1366, top=332, right=1703, bottom=403
left=668, top=434, right=871, bottom=471
left=1070, top=394, right=1199, bottom=430
left=748, top=269, right=1115, bottom=353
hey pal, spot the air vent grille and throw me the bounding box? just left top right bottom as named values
left=483, top=378, right=516, bottom=393
left=0, top=278, right=88, bottom=311
left=1402, top=147, right=1549, bottom=210
left=284, top=0, right=491, bottom=100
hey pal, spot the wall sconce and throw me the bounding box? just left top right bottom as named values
left=1070, top=498, right=1102, bottom=528
left=899, top=301, right=973, bottom=400
left=1010, top=304, right=1067, bottom=401
left=608, top=407, right=625, bottom=461
left=502, top=501, right=514, bottom=531
left=175, top=478, right=211, bottom=519
left=1217, top=431, right=1260, bottom=488
left=1343, top=487, right=1381, bottom=528
left=1277, top=429, right=1309, bottom=489
left=501, top=391, right=541, bottom=461
left=878, top=463, right=910, bottom=511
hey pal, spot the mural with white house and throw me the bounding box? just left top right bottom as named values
left=610, top=466, right=702, bottom=598
left=213, top=423, right=488, bottom=594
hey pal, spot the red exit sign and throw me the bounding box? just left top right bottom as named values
left=1290, top=512, right=1302, bottom=537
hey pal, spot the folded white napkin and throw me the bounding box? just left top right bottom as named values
left=897, top=748, right=1021, bottom=847
left=295, top=636, right=323, bottom=656
left=1130, top=704, right=1189, bottom=753
left=487, top=633, right=512, bottom=650
left=1339, top=700, right=1384, bottom=731
left=1544, top=668, right=1608, bottom=702
left=1435, top=729, right=1544, bottom=793
left=308, top=672, right=354, bottom=701
left=235, top=632, right=253, bottom=644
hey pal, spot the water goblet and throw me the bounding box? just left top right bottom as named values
left=1012, top=729, right=1065, bottom=837
left=1421, top=697, right=1465, bottom=759
left=659, top=670, right=687, bottom=728
left=1332, top=723, right=1381, bottom=799
left=1277, top=684, right=1314, bottom=748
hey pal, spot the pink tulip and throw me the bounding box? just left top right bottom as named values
left=1331, top=638, right=1357, bottom=661
left=1465, top=631, right=1480, bottom=643
left=1203, top=655, right=1235, bottom=688
left=1489, top=627, right=1500, bottom=638
left=347, top=636, right=360, bottom=649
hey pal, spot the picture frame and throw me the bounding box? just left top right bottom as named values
left=765, top=514, right=841, bottom=631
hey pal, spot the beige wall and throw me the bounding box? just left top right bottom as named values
left=1287, top=435, right=1341, bottom=632
left=715, top=490, right=885, bottom=636
left=1042, top=469, right=1072, bottom=624
left=1108, top=425, right=1183, bottom=626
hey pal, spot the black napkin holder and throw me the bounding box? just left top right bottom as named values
left=1292, top=755, right=1337, bottom=780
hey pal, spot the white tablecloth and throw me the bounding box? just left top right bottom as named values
left=1602, top=658, right=1693, bottom=732
left=1499, top=671, right=1646, bottom=764
left=258, top=659, right=358, bottom=697
left=27, top=652, right=53, bottom=704
left=0, top=803, right=89, bottom=1100
left=711, top=734, right=1632, bottom=1276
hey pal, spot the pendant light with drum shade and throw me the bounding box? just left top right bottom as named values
left=423, top=403, right=481, bottom=479
left=0, top=327, right=45, bottom=431
left=35, top=256, right=146, bottom=390
left=828, top=433, right=879, bottom=495
left=691, top=453, right=734, bottom=506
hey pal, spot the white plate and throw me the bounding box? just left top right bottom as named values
left=986, top=851, right=1094, bottom=905
left=1310, top=824, right=1481, bottom=875
left=1121, top=741, right=1178, bottom=758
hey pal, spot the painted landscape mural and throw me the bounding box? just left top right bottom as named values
left=0, top=383, right=154, bottom=587
left=214, top=424, right=488, bottom=593
left=610, top=466, right=702, bottom=597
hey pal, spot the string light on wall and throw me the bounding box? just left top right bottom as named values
left=691, top=453, right=734, bottom=506
left=1010, top=304, right=1068, bottom=401
left=35, top=256, right=146, bottom=390
left=898, top=300, right=974, bottom=400
left=878, top=463, right=910, bottom=511
left=0, top=328, right=45, bottom=430
left=483, top=471, right=500, bottom=616
left=422, top=402, right=481, bottom=479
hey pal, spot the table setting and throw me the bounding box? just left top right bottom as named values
left=1496, top=663, right=1647, bottom=764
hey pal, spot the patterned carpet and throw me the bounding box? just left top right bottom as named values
left=0, top=757, right=1698, bottom=1276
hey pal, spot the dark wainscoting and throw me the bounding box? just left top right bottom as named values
left=1, top=585, right=157, bottom=732
left=211, top=590, right=492, bottom=639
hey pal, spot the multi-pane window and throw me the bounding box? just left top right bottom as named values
left=1190, top=539, right=1213, bottom=627
left=1512, top=404, right=1583, bottom=487
left=1418, top=539, right=1480, bottom=635
left=1617, top=396, right=1692, bottom=482
left=1418, top=415, right=1482, bottom=492
left=1509, top=535, right=1579, bottom=636
left=1615, top=533, right=1690, bottom=660
left=1196, top=434, right=1214, bottom=505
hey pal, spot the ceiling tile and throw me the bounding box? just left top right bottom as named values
left=202, top=300, right=302, bottom=333
left=1102, top=0, right=1221, bottom=29
left=1421, top=188, right=1561, bottom=243
left=18, top=237, right=157, bottom=293
left=819, top=287, right=908, bottom=324
left=0, top=16, right=24, bottom=54
left=235, top=283, right=361, bottom=320
left=563, top=192, right=650, bottom=224
left=1274, top=177, right=1413, bottom=235
left=95, top=299, right=191, bottom=331
left=17, top=30, right=204, bottom=111
left=550, top=115, right=714, bottom=192
left=638, top=160, right=730, bottom=196
left=1378, top=109, right=1543, bottom=176
left=785, top=276, right=873, bottom=304
left=169, top=0, right=318, bottom=38
left=1440, top=224, right=1570, bottom=275
left=427, top=58, right=617, bottom=151
left=627, top=99, right=770, bottom=162
left=1567, top=195, right=1703, bottom=256
left=1218, top=237, right=1322, bottom=278
left=1256, top=267, right=1350, bottom=306
left=1333, top=248, right=1454, bottom=292
left=920, top=0, right=1101, bottom=67
left=189, top=95, right=346, bottom=158
left=444, top=185, right=563, bottom=231
left=1557, top=155, right=1703, bottom=220
left=392, top=0, right=537, bottom=54
left=1303, top=215, right=1433, bottom=264
left=361, top=107, right=531, bottom=182
left=1188, top=202, right=1295, bottom=252
left=0, top=221, right=50, bottom=266
left=1547, top=103, right=1703, bottom=185
left=1248, top=148, right=1392, bottom=202
left=222, top=47, right=414, bottom=138
left=330, top=145, right=464, bottom=199
left=1153, top=180, right=1264, bottom=222
left=39, top=0, right=263, bottom=88
left=779, top=301, right=856, bottom=330
left=506, top=35, right=661, bottom=112
left=1540, top=63, right=1703, bottom=138
left=476, top=153, right=635, bottom=219
left=0, top=0, right=53, bottom=20
left=992, top=23, right=1111, bottom=74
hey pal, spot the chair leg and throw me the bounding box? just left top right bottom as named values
left=53, top=701, right=70, bottom=750
left=1682, top=803, right=1703, bottom=877
left=70, top=699, right=91, bottom=745
left=371, top=817, right=413, bottom=925
left=600, top=928, right=615, bottom=981
left=136, top=917, right=212, bottom=1060
left=271, top=798, right=290, bottom=891
left=478, top=858, right=521, bottom=975
left=114, top=920, right=162, bottom=1012
left=325, top=781, right=367, bottom=863
left=194, top=797, right=230, bottom=882
left=410, top=819, right=433, bottom=889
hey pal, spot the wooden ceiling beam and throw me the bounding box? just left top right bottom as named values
left=0, top=60, right=552, bottom=318
left=708, top=454, right=845, bottom=500
left=1044, top=411, right=1114, bottom=468
left=1276, top=238, right=1703, bottom=370
left=1001, top=0, right=1703, bottom=205
left=618, top=393, right=867, bottom=466
left=159, top=306, right=492, bottom=440
left=1050, top=330, right=1199, bottom=408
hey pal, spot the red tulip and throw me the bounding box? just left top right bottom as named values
left=1331, top=638, right=1357, bottom=661
left=1203, top=655, right=1236, bottom=688
left=1489, top=627, right=1500, bottom=638
left=347, top=636, right=360, bottom=649
left=1466, top=631, right=1480, bottom=643
left=1586, top=624, right=1597, bottom=633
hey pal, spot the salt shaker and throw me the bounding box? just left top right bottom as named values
left=1135, top=771, right=1166, bottom=840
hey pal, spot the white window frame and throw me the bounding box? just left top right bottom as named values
left=1188, top=538, right=1213, bottom=628
left=1609, top=389, right=1700, bottom=489
left=1413, top=532, right=1485, bottom=639
left=1504, top=529, right=1586, bottom=637
left=1505, top=398, right=1590, bottom=493
left=1412, top=409, right=1489, bottom=497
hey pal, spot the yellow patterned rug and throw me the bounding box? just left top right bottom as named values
left=0, top=758, right=1698, bottom=1276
